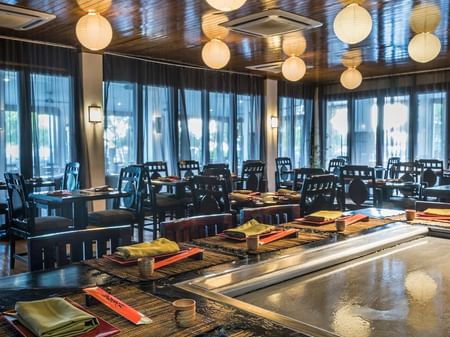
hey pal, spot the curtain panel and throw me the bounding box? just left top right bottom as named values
left=319, top=70, right=450, bottom=167
left=0, top=38, right=81, bottom=182
left=277, top=81, right=315, bottom=167
left=103, top=54, right=265, bottom=174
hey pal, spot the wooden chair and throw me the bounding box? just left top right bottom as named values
left=143, top=161, right=172, bottom=194
left=275, top=157, right=294, bottom=190
left=27, top=225, right=131, bottom=272
left=336, top=156, right=350, bottom=165
left=327, top=158, right=346, bottom=176
left=339, top=165, right=379, bottom=210
left=202, top=163, right=228, bottom=172
left=418, top=159, right=444, bottom=187
left=392, top=161, right=424, bottom=198
left=240, top=204, right=300, bottom=225
left=5, top=173, right=73, bottom=268
left=384, top=157, right=400, bottom=179
left=415, top=201, right=450, bottom=211
left=292, top=168, right=325, bottom=191
left=238, top=160, right=265, bottom=192
left=161, top=214, right=233, bottom=242
left=299, top=174, right=337, bottom=216
left=88, top=165, right=145, bottom=241
left=190, top=175, right=231, bottom=215
left=178, top=160, right=200, bottom=179
left=202, top=167, right=233, bottom=194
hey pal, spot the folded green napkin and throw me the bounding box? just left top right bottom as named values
left=115, top=238, right=180, bottom=259
left=15, top=297, right=98, bottom=337
left=223, top=219, right=275, bottom=239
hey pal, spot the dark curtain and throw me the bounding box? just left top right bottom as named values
left=103, top=54, right=265, bottom=175
left=0, top=38, right=80, bottom=180
left=277, top=81, right=314, bottom=167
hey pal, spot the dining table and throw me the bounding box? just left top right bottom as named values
left=150, top=177, right=188, bottom=199
left=423, top=184, right=450, bottom=201
left=29, top=189, right=130, bottom=229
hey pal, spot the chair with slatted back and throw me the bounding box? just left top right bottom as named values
left=202, top=166, right=233, bottom=194
left=418, top=159, right=444, bottom=187
left=384, top=157, right=400, bottom=179
left=392, top=161, right=424, bottom=198
left=27, top=225, right=131, bottom=272
left=336, top=156, right=350, bottom=165
left=299, top=174, right=337, bottom=217
left=240, top=204, right=300, bottom=225
left=203, top=163, right=228, bottom=172
left=275, top=157, right=294, bottom=190
left=327, top=158, right=346, bottom=176
left=178, top=160, right=200, bottom=179
left=88, top=165, right=145, bottom=241
left=292, top=168, right=326, bottom=191
left=340, top=165, right=379, bottom=210
left=5, top=172, right=73, bottom=269
left=161, top=214, right=233, bottom=243
left=143, top=161, right=172, bottom=194
left=415, top=200, right=450, bottom=211
left=238, top=160, right=265, bottom=192
left=190, top=175, right=231, bottom=216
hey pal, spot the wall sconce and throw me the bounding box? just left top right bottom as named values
left=270, top=116, right=279, bottom=128
left=88, top=105, right=102, bottom=123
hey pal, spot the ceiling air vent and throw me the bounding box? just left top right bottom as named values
left=246, top=61, right=283, bottom=74
left=221, top=9, right=322, bottom=38
left=0, top=4, right=55, bottom=31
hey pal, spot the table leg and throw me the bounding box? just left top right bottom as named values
left=73, top=201, right=88, bottom=229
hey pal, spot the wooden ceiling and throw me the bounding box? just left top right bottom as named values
left=0, top=0, right=449, bottom=83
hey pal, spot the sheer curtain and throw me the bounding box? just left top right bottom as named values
left=278, top=81, right=314, bottom=168
left=0, top=38, right=79, bottom=179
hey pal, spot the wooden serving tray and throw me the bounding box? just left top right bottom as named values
left=103, top=248, right=190, bottom=266
left=293, top=218, right=336, bottom=226
left=217, top=229, right=282, bottom=241
left=416, top=212, right=450, bottom=221
left=2, top=298, right=120, bottom=337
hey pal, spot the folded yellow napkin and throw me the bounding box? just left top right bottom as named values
left=115, top=238, right=180, bottom=259
left=277, top=188, right=296, bottom=195
left=15, top=297, right=98, bottom=337
left=223, top=219, right=275, bottom=239
left=304, top=210, right=343, bottom=222
left=423, top=208, right=450, bottom=216
left=230, top=192, right=252, bottom=202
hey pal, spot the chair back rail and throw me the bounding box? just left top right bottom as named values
left=300, top=174, right=337, bottom=216
left=4, top=172, right=34, bottom=230
left=327, top=158, right=346, bottom=176
left=203, top=163, right=229, bottom=172
left=143, top=161, right=169, bottom=193
left=275, top=157, right=293, bottom=190
left=240, top=204, right=300, bottom=225
left=292, top=168, right=325, bottom=191
left=241, top=160, right=265, bottom=192
left=161, top=214, right=234, bottom=242
left=190, top=175, right=230, bottom=215
left=202, top=167, right=233, bottom=193
left=418, top=159, right=444, bottom=187
left=340, top=165, right=377, bottom=209
left=114, top=165, right=145, bottom=213
left=27, top=225, right=132, bottom=271
left=178, top=160, right=200, bottom=179
left=385, top=157, right=400, bottom=179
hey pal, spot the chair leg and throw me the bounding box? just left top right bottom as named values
left=9, top=235, right=15, bottom=269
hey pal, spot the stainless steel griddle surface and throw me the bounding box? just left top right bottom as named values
left=237, top=236, right=450, bottom=337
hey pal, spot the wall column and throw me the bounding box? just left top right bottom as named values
left=265, top=79, right=277, bottom=191
left=81, top=52, right=105, bottom=210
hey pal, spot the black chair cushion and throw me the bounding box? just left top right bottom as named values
left=144, top=195, right=185, bottom=210
left=32, top=216, right=72, bottom=234
left=88, top=209, right=136, bottom=227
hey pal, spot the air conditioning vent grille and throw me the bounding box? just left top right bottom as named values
left=222, top=9, right=322, bottom=38
left=0, top=4, right=55, bottom=31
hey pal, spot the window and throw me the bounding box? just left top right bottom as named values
left=104, top=81, right=137, bottom=175
left=325, top=100, right=348, bottom=164
left=178, top=89, right=203, bottom=163
left=353, top=98, right=378, bottom=166
left=209, top=92, right=231, bottom=164
left=0, top=70, right=20, bottom=177
left=383, top=95, right=409, bottom=164
left=30, top=73, right=73, bottom=178
left=416, top=92, right=446, bottom=160
left=278, top=97, right=308, bottom=167
left=237, top=94, right=256, bottom=172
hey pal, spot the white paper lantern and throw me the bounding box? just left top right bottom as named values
left=408, top=32, right=441, bottom=63
left=282, top=32, right=307, bottom=57
left=76, top=10, right=112, bottom=51
left=202, top=39, right=231, bottom=69
left=281, top=57, right=306, bottom=82
left=410, top=3, right=441, bottom=34
left=333, top=3, right=373, bottom=44
left=201, top=12, right=229, bottom=39
left=340, top=68, right=363, bottom=90
left=206, top=0, right=246, bottom=12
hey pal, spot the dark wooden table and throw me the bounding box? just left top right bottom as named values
left=151, top=178, right=188, bottom=199
left=30, top=189, right=130, bottom=229
left=424, top=184, right=450, bottom=201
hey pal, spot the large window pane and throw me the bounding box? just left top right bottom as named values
left=209, top=92, right=231, bottom=164
left=278, top=96, right=292, bottom=160
left=0, top=70, right=20, bottom=177
left=237, top=94, right=260, bottom=172
left=325, top=100, right=348, bottom=164
left=353, top=98, right=378, bottom=166
left=31, top=73, right=72, bottom=178
left=383, top=95, right=409, bottom=164
left=104, top=81, right=137, bottom=175
left=178, top=89, right=202, bottom=163
left=416, top=92, right=446, bottom=160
